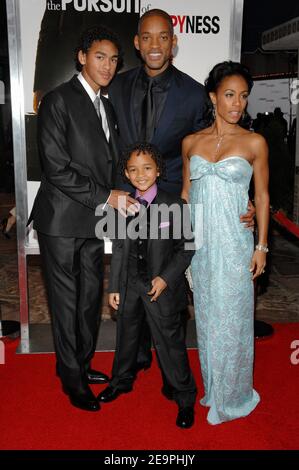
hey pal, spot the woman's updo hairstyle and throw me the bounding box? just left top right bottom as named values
left=204, top=61, right=254, bottom=129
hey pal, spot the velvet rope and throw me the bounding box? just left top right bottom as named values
left=272, top=211, right=299, bottom=238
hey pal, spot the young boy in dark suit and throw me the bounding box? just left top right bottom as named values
left=98, top=142, right=197, bottom=428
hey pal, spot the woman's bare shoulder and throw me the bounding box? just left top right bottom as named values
left=240, top=128, right=264, bottom=142
left=183, top=127, right=212, bottom=146
left=245, top=131, right=268, bottom=151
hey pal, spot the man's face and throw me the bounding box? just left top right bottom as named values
left=78, top=39, right=119, bottom=92
left=134, top=15, right=177, bottom=77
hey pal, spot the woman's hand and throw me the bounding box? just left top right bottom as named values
left=250, top=251, right=267, bottom=280
left=109, top=293, right=120, bottom=310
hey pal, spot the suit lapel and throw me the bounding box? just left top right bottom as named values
left=101, top=97, right=117, bottom=163
left=147, top=191, right=164, bottom=254
left=152, top=70, right=181, bottom=145
left=128, top=69, right=141, bottom=142
left=71, top=76, right=111, bottom=157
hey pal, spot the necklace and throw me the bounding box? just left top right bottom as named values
left=212, top=123, right=239, bottom=159
left=215, top=134, right=225, bottom=156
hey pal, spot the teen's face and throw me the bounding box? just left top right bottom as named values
left=78, top=40, right=119, bottom=92
left=134, top=15, right=177, bottom=77
left=125, top=151, right=160, bottom=195
left=210, top=75, right=249, bottom=124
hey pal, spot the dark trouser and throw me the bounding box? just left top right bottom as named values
left=111, top=276, right=197, bottom=408
left=137, top=308, right=189, bottom=369
left=38, top=232, right=104, bottom=394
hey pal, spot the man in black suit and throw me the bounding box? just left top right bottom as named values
left=99, top=143, right=197, bottom=428
left=108, top=9, right=207, bottom=378
left=109, top=9, right=207, bottom=195
left=29, top=26, right=136, bottom=411
left=108, top=9, right=255, bottom=376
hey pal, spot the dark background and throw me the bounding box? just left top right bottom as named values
left=242, top=0, right=299, bottom=52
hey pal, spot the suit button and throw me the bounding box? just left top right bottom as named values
left=138, top=254, right=143, bottom=260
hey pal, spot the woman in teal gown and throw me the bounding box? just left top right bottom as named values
left=182, top=62, right=270, bottom=425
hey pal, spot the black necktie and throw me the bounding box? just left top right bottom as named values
left=141, top=78, right=155, bottom=141
left=136, top=196, right=148, bottom=208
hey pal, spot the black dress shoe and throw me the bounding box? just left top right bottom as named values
left=86, top=368, right=109, bottom=384
left=68, top=388, right=100, bottom=412
left=56, top=364, right=109, bottom=384
left=161, top=385, right=174, bottom=401
left=98, top=385, right=132, bottom=403
left=254, top=320, right=274, bottom=339
left=176, top=407, right=194, bottom=429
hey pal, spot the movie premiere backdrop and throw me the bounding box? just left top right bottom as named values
left=6, top=0, right=243, bottom=350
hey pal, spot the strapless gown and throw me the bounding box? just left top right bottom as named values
left=189, top=155, right=260, bottom=425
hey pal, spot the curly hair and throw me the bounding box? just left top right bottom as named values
left=204, top=61, right=253, bottom=129
left=120, top=142, right=165, bottom=181
left=74, top=25, right=123, bottom=72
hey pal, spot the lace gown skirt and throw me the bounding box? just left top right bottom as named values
left=189, top=156, right=260, bottom=425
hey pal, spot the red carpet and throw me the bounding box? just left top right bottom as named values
left=0, top=323, right=298, bottom=450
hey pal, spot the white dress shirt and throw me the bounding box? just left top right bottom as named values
left=77, top=73, right=112, bottom=213
left=77, top=72, right=110, bottom=141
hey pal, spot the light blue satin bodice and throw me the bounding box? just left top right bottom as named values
left=190, top=155, right=253, bottom=187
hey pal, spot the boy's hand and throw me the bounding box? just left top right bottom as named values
left=240, top=200, right=255, bottom=229
left=109, top=293, right=120, bottom=310
left=147, top=277, right=167, bottom=302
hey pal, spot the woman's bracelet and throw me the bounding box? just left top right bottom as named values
left=255, top=244, right=269, bottom=253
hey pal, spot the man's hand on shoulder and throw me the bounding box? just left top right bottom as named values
left=108, top=190, right=138, bottom=216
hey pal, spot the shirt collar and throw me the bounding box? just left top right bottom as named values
left=77, top=72, right=101, bottom=102
left=135, top=183, right=157, bottom=205
left=141, top=64, right=173, bottom=89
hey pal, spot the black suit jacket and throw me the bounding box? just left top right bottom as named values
left=108, top=189, right=195, bottom=314
left=108, top=66, right=208, bottom=188
left=29, top=75, right=120, bottom=238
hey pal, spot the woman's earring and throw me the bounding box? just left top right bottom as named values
left=213, top=105, right=216, bottom=120
left=242, top=111, right=245, bottom=120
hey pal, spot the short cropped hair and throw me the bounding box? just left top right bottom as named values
left=138, top=8, right=174, bottom=36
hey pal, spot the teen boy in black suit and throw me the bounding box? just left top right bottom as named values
left=29, top=26, right=136, bottom=411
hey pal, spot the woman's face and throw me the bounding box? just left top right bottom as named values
left=210, top=74, right=249, bottom=124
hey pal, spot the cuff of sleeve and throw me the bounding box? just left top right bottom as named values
left=102, top=190, right=112, bottom=211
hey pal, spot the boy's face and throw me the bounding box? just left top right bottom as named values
left=78, top=39, right=119, bottom=92
left=125, top=151, right=160, bottom=195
